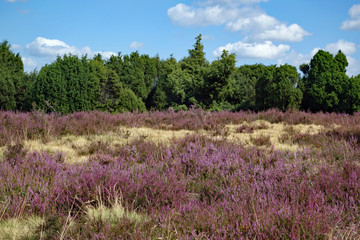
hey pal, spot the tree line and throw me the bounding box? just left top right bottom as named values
left=1, top=35, right=360, bottom=114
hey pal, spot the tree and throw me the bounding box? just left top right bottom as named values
left=255, top=64, right=302, bottom=111
left=94, top=59, right=146, bottom=113
left=0, top=70, right=16, bottom=110
left=0, top=40, right=26, bottom=110
left=146, top=56, right=178, bottom=110
left=301, top=50, right=350, bottom=112
left=204, top=50, right=236, bottom=108
left=33, top=54, right=103, bottom=113
left=272, top=64, right=302, bottom=111
left=342, top=74, right=360, bottom=114
left=32, top=61, right=69, bottom=113
left=106, top=52, right=159, bottom=104
left=180, top=34, right=209, bottom=106
left=255, top=65, right=276, bottom=110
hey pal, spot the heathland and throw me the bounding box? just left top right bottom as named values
left=0, top=109, right=359, bottom=239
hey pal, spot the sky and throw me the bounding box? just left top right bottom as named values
left=1, top=0, right=360, bottom=76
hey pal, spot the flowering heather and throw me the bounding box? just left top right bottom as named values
left=0, top=110, right=360, bottom=239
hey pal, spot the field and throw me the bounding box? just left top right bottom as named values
left=0, top=109, right=359, bottom=239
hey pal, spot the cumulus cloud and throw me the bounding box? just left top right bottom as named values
left=26, top=37, right=116, bottom=58
left=167, top=3, right=242, bottom=26
left=341, top=4, right=360, bottom=30
left=22, top=57, right=37, bottom=69
left=167, top=1, right=309, bottom=42
left=276, top=49, right=320, bottom=72
left=129, top=41, right=144, bottom=49
left=278, top=40, right=359, bottom=77
left=347, top=56, right=360, bottom=77
left=325, top=39, right=357, bottom=55
left=214, top=40, right=290, bottom=59
left=202, top=0, right=268, bottom=6
left=254, top=23, right=310, bottom=42
left=26, top=37, right=89, bottom=56
left=10, top=44, right=22, bottom=51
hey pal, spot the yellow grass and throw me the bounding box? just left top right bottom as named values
left=23, top=127, right=193, bottom=164
left=225, top=120, right=326, bottom=151
left=86, top=201, right=146, bottom=224
left=0, top=216, right=44, bottom=240
left=18, top=121, right=333, bottom=164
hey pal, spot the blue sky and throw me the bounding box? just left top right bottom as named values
left=1, top=0, right=359, bottom=76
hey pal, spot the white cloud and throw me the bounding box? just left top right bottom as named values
left=22, top=57, right=37, bottom=69
left=347, top=56, right=360, bottom=77
left=325, top=39, right=357, bottom=55
left=278, top=41, right=359, bottom=77
left=10, top=44, right=22, bottom=51
left=26, top=37, right=88, bottom=56
left=26, top=37, right=116, bottom=58
left=254, top=23, right=310, bottom=42
left=167, top=3, right=242, bottom=26
left=214, top=40, right=290, bottom=59
left=201, top=0, right=268, bottom=7
left=225, top=12, right=277, bottom=31
left=129, top=41, right=144, bottom=49
left=341, top=4, right=360, bottom=30
left=277, top=50, right=312, bottom=68
left=167, top=1, right=309, bottom=42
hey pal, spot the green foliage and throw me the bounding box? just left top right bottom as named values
left=272, top=64, right=303, bottom=111
left=343, top=74, right=360, bottom=114
left=180, top=34, right=209, bottom=106
left=1, top=38, right=360, bottom=114
left=21, top=70, right=38, bottom=111
left=255, top=64, right=302, bottom=111
left=114, top=87, right=146, bottom=112
left=106, top=52, right=159, bottom=103
left=0, top=40, right=25, bottom=110
left=0, top=69, right=16, bottom=110
left=225, top=65, right=263, bottom=111
left=301, top=50, right=351, bottom=113
left=32, top=61, right=69, bottom=113
left=255, top=65, right=276, bottom=110
left=204, top=50, right=236, bottom=107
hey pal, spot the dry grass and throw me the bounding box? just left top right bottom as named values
left=14, top=121, right=336, bottom=164
left=225, top=120, right=328, bottom=151
left=0, top=216, right=44, bottom=240
left=23, top=127, right=194, bottom=164
left=85, top=200, right=147, bottom=225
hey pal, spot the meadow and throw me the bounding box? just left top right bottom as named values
left=0, top=109, right=359, bottom=239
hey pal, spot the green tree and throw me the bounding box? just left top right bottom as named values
left=342, top=74, right=360, bottom=114
left=255, top=65, right=276, bottom=110
left=32, top=61, right=68, bottom=113
left=146, top=56, right=178, bottom=110
left=272, top=64, right=302, bottom=111
left=33, top=54, right=103, bottom=113
left=180, top=34, right=208, bottom=106
left=255, top=64, right=302, bottom=111
left=0, top=40, right=26, bottom=110
left=301, top=50, right=349, bottom=112
left=21, top=70, right=38, bottom=111
left=0, top=70, right=16, bottom=110
left=204, top=50, right=236, bottom=108
left=106, top=52, right=159, bottom=104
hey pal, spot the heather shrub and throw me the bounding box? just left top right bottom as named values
left=250, top=134, right=272, bottom=146
left=0, top=110, right=360, bottom=238
left=3, top=142, right=28, bottom=166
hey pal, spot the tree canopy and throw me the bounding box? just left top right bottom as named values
left=1, top=36, right=359, bottom=114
